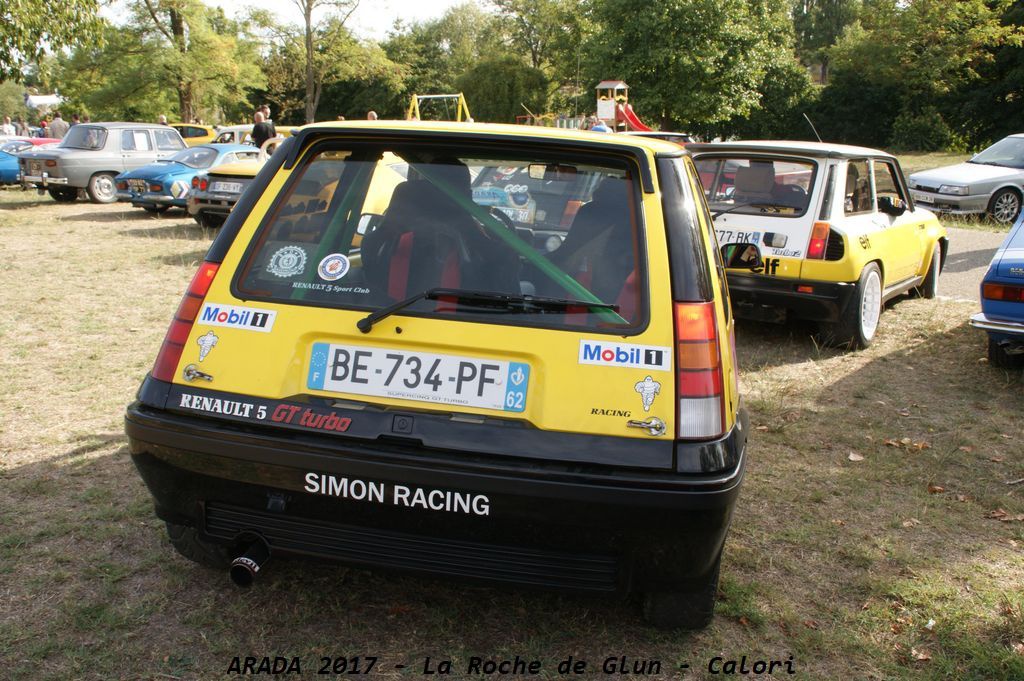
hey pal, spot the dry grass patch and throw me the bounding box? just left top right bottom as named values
left=1, top=190, right=1022, bottom=679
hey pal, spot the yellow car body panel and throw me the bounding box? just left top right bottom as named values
left=171, top=124, right=216, bottom=147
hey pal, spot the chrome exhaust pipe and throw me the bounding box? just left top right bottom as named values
left=229, top=539, right=270, bottom=587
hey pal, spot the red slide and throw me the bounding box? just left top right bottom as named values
left=616, top=103, right=652, bottom=132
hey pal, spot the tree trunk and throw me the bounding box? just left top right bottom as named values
left=304, top=4, right=316, bottom=124
left=170, top=9, right=194, bottom=122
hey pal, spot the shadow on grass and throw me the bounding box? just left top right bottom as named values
left=732, top=310, right=1023, bottom=678
left=153, top=250, right=208, bottom=267
left=735, top=294, right=936, bottom=370
left=120, top=223, right=213, bottom=240
left=59, top=209, right=150, bottom=224
left=0, top=198, right=58, bottom=210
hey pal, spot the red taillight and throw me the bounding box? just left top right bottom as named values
left=116, top=181, right=128, bottom=190
left=152, top=262, right=220, bottom=382
left=674, top=302, right=725, bottom=439
left=191, top=176, right=199, bottom=189
left=983, top=283, right=1024, bottom=302
left=149, top=183, right=161, bottom=192
left=199, top=178, right=208, bottom=191
left=45, top=160, right=56, bottom=167
left=807, top=221, right=830, bottom=260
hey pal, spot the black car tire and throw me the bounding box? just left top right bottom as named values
left=988, top=188, right=1022, bottom=225
left=917, top=244, right=941, bottom=299
left=165, top=522, right=231, bottom=568
left=821, top=263, right=883, bottom=349
left=86, top=172, right=118, bottom=203
left=143, top=205, right=171, bottom=214
left=988, top=337, right=1024, bottom=369
left=641, top=554, right=721, bottom=630
left=47, top=186, right=78, bottom=202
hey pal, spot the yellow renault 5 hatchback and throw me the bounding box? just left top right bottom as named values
left=691, top=141, right=947, bottom=348
left=125, top=121, right=754, bottom=628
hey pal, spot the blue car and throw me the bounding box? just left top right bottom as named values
left=115, top=144, right=257, bottom=213
left=971, top=216, right=1024, bottom=368
left=0, top=140, right=40, bottom=183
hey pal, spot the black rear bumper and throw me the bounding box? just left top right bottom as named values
left=125, top=391, right=747, bottom=594
left=727, top=271, right=856, bottom=323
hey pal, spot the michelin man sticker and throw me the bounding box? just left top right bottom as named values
left=318, top=253, right=350, bottom=281
left=267, top=245, right=307, bottom=278
left=197, top=331, right=219, bottom=362
left=634, top=376, right=661, bottom=412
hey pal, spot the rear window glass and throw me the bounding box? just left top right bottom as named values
left=61, top=126, right=106, bottom=150
left=235, top=145, right=645, bottom=331
left=169, top=146, right=217, bottom=168
left=155, top=128, right=185, bottom=150
left=694, top=156, right=816, bottom=217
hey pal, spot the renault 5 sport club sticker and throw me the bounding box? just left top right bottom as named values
left=307, top=343, right=530, bottom=413
left=197, top=303, right=276, bottom=332
left=578, top=340, right=671, bottom=371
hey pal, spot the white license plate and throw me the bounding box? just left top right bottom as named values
left=496, top=206, right=533, bottom=224
left=912, top=191, right=933, bottom=204
left=307, top=344, right=529, bottom=413
left=211, top=181, right=243, bottom=194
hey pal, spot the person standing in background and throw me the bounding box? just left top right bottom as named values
left=1, top=116, right=14, bottom=135
left=261, top=104, right=272, bottom=122
left=251, top=111, right=276, bottom=148
left=70, top=113, right=80, bottom=126
left=367, top=111, right=378, bottom=120
left=49, top=111, right=69, bottom=138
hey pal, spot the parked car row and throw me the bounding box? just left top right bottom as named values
left=12, top=121, right=297, bottom=204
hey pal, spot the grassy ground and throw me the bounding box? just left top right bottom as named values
left=0, top=189, right=1022, bottom=680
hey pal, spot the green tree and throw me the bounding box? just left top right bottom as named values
left=134, top=0, right=264, bottom=123
left=792, top=0, right=861, bottom=82
left=456, top=56, right=548, bottom=122
left=382, top=3, right=506, bottom=115
left=255, top=14, right=399, bottom=123
left=0, top=0, right=105, bottom=80
left=823, top=0, right=1022, bottom=149
left=952, top=1, right=1024, bottom=146
left=53, top=5, right=264, bottom=123
left=583, top=0, right=791, bottom=131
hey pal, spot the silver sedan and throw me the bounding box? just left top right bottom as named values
left=908, top=134, right=1024, bottom=224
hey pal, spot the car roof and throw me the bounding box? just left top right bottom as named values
left=688, top=139, right=896, bottom=160
left=216, top=124, right=253, bottom=132
left=80, top=122, right=178, bottom=130
left=297, top=120, right=687, bottom=155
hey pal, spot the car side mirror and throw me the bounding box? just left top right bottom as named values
left=720, top=242, right=763, bottom=270
left=878, top=195, right=907, bottom=216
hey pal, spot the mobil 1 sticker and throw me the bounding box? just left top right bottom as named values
left=307, top=343, right=530, bottom=413
left=196, top=303, right=276, bottom=333
left=578, top=340, right=671, bottom=371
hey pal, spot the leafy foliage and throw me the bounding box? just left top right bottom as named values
left=0, top=0, right=105, bottom=80
left=820, top=0, right=1022, bottom=149
left=583, top=0, right=792, bottom=131
left=53, top=2, right=265, bottom=124
left=456, top=57, right=548, bottom=123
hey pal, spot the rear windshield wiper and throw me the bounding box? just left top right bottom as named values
left=357, top=287, right=618, bottom=333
